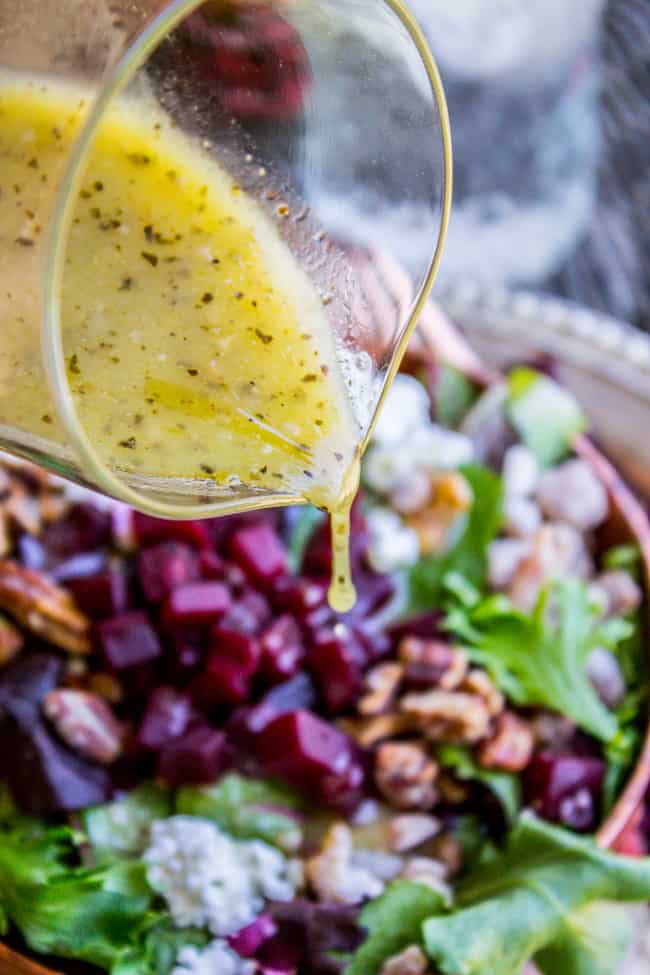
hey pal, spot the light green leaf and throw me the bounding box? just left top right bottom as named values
left=83, top=783, right=172, bottom=864
left=436, top=745, right=520, bottom=823
left=434, top=364, right=478, bottom=429
left=176, top=773, right=305, bottom=848
left=535, top=901, right=634, bottom=975
left=112, top=916, right=209, bottom=975
left=507, top=368, right=587, bottom=467
left=345, top=881, right=447, bottom=975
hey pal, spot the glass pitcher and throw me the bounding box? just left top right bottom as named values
left=0, top=0, right=451, bottom=520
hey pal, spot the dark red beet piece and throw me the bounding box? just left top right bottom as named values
left=67, top=567, right=130, bottom=619
left=133, top=512, right=212, bottom=549
left=256, top=710, right=365, bottom=811
left=388, top=610, right=444, bottom=645
left=98, top=610, right=162, bottom=670
left=41, top=502, right=111, bottom=558
left=138, top=687, right=193, bottom=750
left=228, top=914, right=278, bottom=958
left=264, top=901, right=365, bottom=975
left=220, top=599, right=265, bottom=636
left=199, top=548, right=225, bottom=580
left=227, top=673, right=319, bottom=749
left=230, top=522, right=288, bottom=587
left=138, top=542, right=199, bottom=604
left=525, top=751, right=605, bottom=832
left=163, top=581, right=231, bottom=626
left=51, top=551, right=107, bottom=583
left=308, top=627, right=364, bottom=713
left=193, top=655, right=254, bottom=706
left=238, top=589, right=273, bottom=629
left=260, top=615, right=305, bottom=684
left=157, top=724, right=227, bottom=787
left=272, top=577, right=328, bottom=618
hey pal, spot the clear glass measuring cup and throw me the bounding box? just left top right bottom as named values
left=0, top=0, right=451, bottom=519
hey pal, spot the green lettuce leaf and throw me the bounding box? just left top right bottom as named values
left=344, top=881, right=448, bottom=975
left=176, top=773, right=305, bottom=848
left=436, top=744, right=520, bottom=824
left=112, top=916, right=209, bottom=975
left=423, top=815, right=650, bottom=975
left=507, top=368, right=587, bottom=467
left=83, top=783, right=172, bottom=864
left=445, top=579, right=628, bottom=741
left=408, top=465, right=503, bottom=612
left=434, top=364, right=478, bottom=429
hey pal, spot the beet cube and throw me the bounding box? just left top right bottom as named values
left=98, top=610, right=162, bottom=670
left=199, top=548, right=225, bottom=580
left=260, top=615, right=304, bottom=684
left=272, top=576, right=328, bottom=618
left=42, top=503, right=111, bottom=558
left=308, top=628, right=364, bottom=713
left=138, top=687, right=193, bottom=750
left=157, top=724, right=227, bottom=787
left=230, top=523, right=287, bottom=586
left=162, top=581, right=231, bottom=627
left=138, top=542, right=199, bottom=604
left=525, top=751, right=605, bottom=832
left=67, top=567, right=130, bottom=619
left=133, top=512, right=212, bottom=549
left=211, top=625, right=261, bottom=671
left=228, top=914, right=277, bottom=958
left=191, top=656, right=254, bottom=707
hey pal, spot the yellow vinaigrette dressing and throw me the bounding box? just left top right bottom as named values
left=0, top=77, right=365, bottom=609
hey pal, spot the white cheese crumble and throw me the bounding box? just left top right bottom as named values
left=372, top=374, right=432, bottom=446
left=144, top=817, right=297, bottom=937
left=366, top=508, right=420, bottom=574
left=172, top=940, right=256, bottom=975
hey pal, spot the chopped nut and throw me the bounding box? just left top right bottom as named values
left=43, top=689, right=124, bottom=763
left=39, top=491, right=70, bottom=524
left=359, top=663, right=404, bottom=716
left=530, top=711, right=576, bottom=750
left=537, top=460, right=609, bottom=532
left=401, top=855, right=453, bottom=898
left=437, top=772, right=470, bottom=805
left=591, top=570, right=642, bottom=619
left=388, top=814, right=441, bottom=853
left=400, top=690, right=491, bottom=744
left=0, top=615, right=23, bottom=665
left=399, top=638, right=468, bottom=691
left=339, top=713, right=416, bottom=748
left=375, top=742, right=439, bottom=810
left=380, top=945, right=430, bottom=975
left=508, top=523, right=594, bottom=612
left=478, top=711, right=534, bottom=772
left=306, top=823, right=384, bottom=905
left=5, top=489, right=41, bottom=536
left=0, top=560, right=91, bottom=653
left=461, top=669, right=504, bottom=717
left=88, top=672, right=124, bottom=704
left=405, top=473, right=473, bottom=555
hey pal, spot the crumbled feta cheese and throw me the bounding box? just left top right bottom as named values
left=366, top=508, right=420, bottom=574
left=172, top=940, right=256, bottom=975
left=372, top=374, right=431, bottom=445
left=410, top=425, right=474, bottom=472
left=502, top=445, right=540, bottom=498
left=487, top=538, right=531, bottom=590
left=144, top=817, right=297, bottom=937
left=504, top=497, right=542, bottom=538
left=537, top=459, right=609, bottom=531
left=390, top=469, right=433, bottom=515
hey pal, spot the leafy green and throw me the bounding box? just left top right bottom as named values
left=344, top=881, right=448, bottom=975
left=445, top=578, right=629, bottom=741
left=407, top=465, right=503, bottom=612
left=423, top=814, right=650, bottom=975
left=434, top=364, right=478, bottom=429
left=112, top=917, right=209, bottom=975
left=507, top=368, right=587, bottom=467
left=176, top=773, right=305, bottom=848
left=286, top=505, right=325, bottom=573
left=436, top=744, right=520, bottom=824
left=603, top=543, right=641, bottom=575
left=0, top=821, right=152, bottom=968
left=83, top=783, right=172, bottom=864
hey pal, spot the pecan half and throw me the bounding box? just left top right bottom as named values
left=461, top=669, right=504, bottom=717
left=380, top=945, right=430, bottom=975
left=0, top=614, right=23, bottom=665
left=306, top=824, right=384, bottom=905
left=400, top=689, right=491, bottom=744
left=0, top=560, right=91, bottom=653
left=43, top=689, right=124, bottom=763
left=340, top=713, right=416, bottom=748
left=358, top=663, right=404, bottom=716
left=478, top=711, right=534, bottom=772
left=375, top=742, right=438, bottom=810
left=405, top=473, right=473, bottom=555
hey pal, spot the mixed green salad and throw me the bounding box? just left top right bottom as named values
left=0, top=357, right=648, bottom=975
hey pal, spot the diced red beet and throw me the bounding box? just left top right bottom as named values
left=199, top=548, right=226, bottom=579
left=238, top=589, right=273, bottom=629
left=191, top=642, right=260, bottom=707
left=41, top=503, right=111, bottom=558
left=133, top=512, right=212, bottom=549
left=98, top=610, right=162, bottom=670
left=138, top=687, right=193, bottom=750
left=157, top=723, right=227, bottom=787
left=525, top=751, right=605, bottom=832
left=223, top=562, right=248, bottom=595
left=162, top=581, right=231, bottom=627
left=228, top=674, right=318, bottom=748
left=228, top=914, right=278, bottom=958
left=211, top=623, right=261, bottom=669
left=220, top=599, right=266, bottom=636
left=272, top=577, right=328, bottom=618
left=308, top=627, right=364, bottom=713
left=230, top=522, right=288, bottom=587
left=255, top=710, right=365, bottom=811
left=138, top=542, right=199, bottom=604
left=351, top=621, right=391, bottom=665
left=388, top=610, right=444, bottom=645
left=51, top=551, right=107, bottom=583
left=260, top=615, right=304, bottom=684
left=348, top=570, right=395, bottom=620
left=67, top=567, right=130, bottom=619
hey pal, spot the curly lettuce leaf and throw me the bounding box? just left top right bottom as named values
left=445, top=579, right=628, bottom=741
left=176, top=773, right=305, bottom=848
left=436, top=744, right=520, bottom=824
left=344, top=881, right=448, bottom=975
left=423, top=815, right=650, bottom=975
left=83, top=783, right=172, bottom=864
left=507, top=368, right=587, bottom=467
left=434, top=364, right=478, bottom=429
left=408, top=465, right=503, bottom=612
left=112, top=917, right=209, bottom=975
